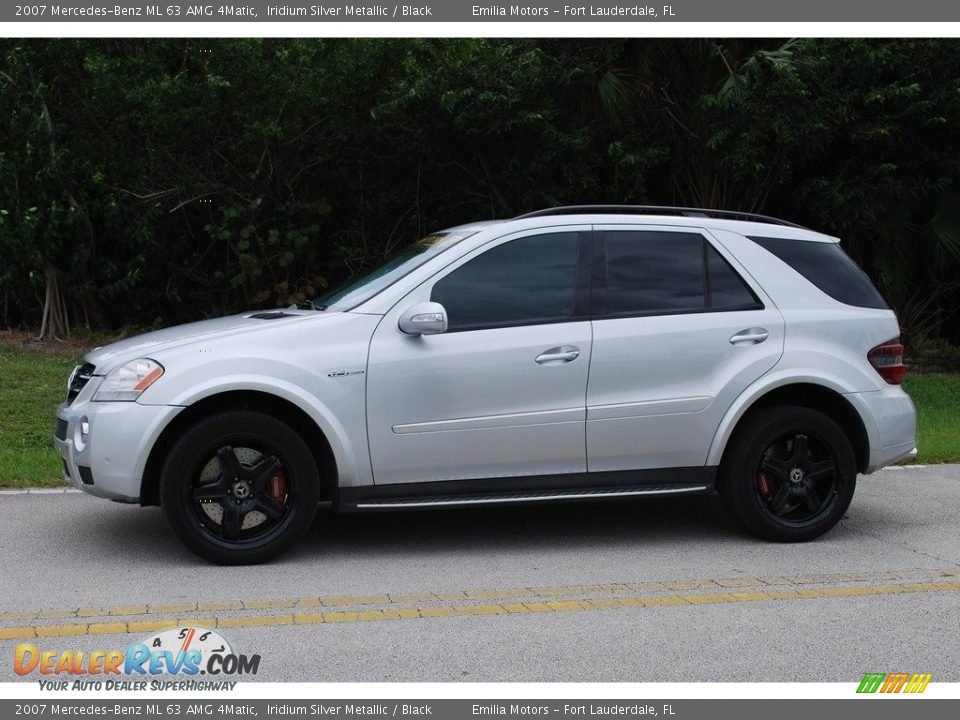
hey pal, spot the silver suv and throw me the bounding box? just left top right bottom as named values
left=55, top=206, right=917, bottom=564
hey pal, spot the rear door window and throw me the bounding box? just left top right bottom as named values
left=599, top=230, right=762, bottom=317
left=604, top=231, right=704, bottom=315
left=706, top=244, right=761, bottom=310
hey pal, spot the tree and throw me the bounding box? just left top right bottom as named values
left=1, top=38, right=959, bottom=344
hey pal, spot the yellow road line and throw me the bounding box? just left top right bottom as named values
left=1, top=567, right=957, bottom=624
left=2, top=578, right=959, bottom=640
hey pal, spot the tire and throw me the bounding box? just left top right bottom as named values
left=160, top=410, right=320, bottom=564
left=718, top=405, right=857, bottom=542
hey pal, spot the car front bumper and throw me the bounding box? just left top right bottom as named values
left=55, top=391, right=183, bottom=503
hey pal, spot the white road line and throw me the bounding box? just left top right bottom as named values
left=0, top=487, right=81, bottom=495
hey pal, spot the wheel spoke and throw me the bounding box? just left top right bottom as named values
left=192, top=483, right=227, bottom=502
left=767, top=482, right=793, bottom=514
left=807, top=459, right=836, bottom=481
left=761, top=456, right=792, bottom=482
left=249, top=455, right=282, bottom=492
left=216, top=446, right=242, bottom=480
left=219, top=503, right=245, bottom=541
left=254, top=496, right=286, bottom=521
left=790, top=433, right=809, bottom=463
left=799, top=482, right=822, bottom=513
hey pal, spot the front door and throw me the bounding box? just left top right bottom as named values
left=366, top=227, right=592, bottom=485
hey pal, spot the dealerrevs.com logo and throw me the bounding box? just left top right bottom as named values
left=857, top=672, right=933, bottom=694
left=14, top=627, right=260, bottom=691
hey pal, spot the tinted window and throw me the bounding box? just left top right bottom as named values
left=431, top=232, right=580, bottom=331
left=604, top=231, right=705, bottom=314
left=706, top=244, right=760, bottom=309
left=748, top=236, right=888, bottom=309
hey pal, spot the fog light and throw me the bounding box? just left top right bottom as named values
left=74, top=417, right=89, bottom=452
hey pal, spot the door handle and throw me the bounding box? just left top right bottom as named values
left=729, top=328, right=769, bottom=345
left=535, top=346, right=581, bottom=364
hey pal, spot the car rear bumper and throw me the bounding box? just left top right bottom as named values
left=845, top=386, right=918, bottom=473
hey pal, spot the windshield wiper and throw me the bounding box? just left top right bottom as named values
left=295, top=300, right=326, bottom=311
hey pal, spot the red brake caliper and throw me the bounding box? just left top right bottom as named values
left=266, top=469, right=287, bottom=503
left=757, top=471, right=772, bottom=498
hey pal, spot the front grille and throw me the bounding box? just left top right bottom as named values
left=67, top=363, right=95, bottom=404
left=77, top=465, right=95, bottom=485
left=55, top=418, right=68, bottom=441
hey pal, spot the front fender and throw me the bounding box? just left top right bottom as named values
left=134, top=313, right=381, bottom=488
left=140, top=370, right=369, bottom=488
left=192, top=376, right=357, bottom=487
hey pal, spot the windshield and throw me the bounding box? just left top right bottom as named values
left=314, top=231, right=475, bottom=311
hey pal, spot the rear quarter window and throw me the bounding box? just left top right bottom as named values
left=748, top=236, right=888, bottom=309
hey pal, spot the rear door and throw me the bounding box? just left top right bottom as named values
left=586, top=225, right=785, bottom=471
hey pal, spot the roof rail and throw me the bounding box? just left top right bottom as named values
left=514, top=205, right=806, bottom=229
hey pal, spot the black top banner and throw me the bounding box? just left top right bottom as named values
left=5, top=0, right=960, bottom=23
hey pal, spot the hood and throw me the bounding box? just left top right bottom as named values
left=86, top=309, right=328, bottom=371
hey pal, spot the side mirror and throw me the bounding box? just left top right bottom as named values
left=398, top=302, right=448, bottom=336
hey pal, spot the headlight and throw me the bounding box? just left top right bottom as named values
left=92, top=359, right=164, bottom=402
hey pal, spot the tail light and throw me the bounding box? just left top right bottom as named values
left=868, top=337, right=906, bottom=384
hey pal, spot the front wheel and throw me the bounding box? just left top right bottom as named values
left=160, top=411, right=320, bottom=564
left=719, top=405, right=857, bottom=542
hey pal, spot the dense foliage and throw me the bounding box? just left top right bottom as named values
left=2, top=39, right=959, bottom=343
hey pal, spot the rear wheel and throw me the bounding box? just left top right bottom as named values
left=160, top=411, right=319, bottom=564
left=719, top=405, right=856, bottom=542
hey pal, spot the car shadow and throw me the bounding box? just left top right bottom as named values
left=294, top=492, right=740, bottom=558
left=63, top=491, right=740, bottom=568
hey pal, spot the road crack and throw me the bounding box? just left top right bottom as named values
left=840, top=518, right=960, bottom=568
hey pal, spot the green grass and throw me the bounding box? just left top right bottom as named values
left=902, top=373, right=960, bottom=464
left=0, top=342, right=83, bottom=487
left=0, top=341, right=958, bottom=487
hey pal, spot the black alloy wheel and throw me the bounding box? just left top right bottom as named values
left=160, top=411, right=320, bottom=564
left=720, top=405, right=857, bottom=542
left=755, top=431, right=840, bottom=525
left=189, top=444, right=293, bottom=544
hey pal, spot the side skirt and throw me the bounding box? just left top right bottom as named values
left=338, top=467, right=716, bottom=512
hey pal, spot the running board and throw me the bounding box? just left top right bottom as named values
left=350, top=484, right=708, bottom=510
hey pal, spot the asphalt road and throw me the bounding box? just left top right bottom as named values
left=1, top=464, right=958, bottom=682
